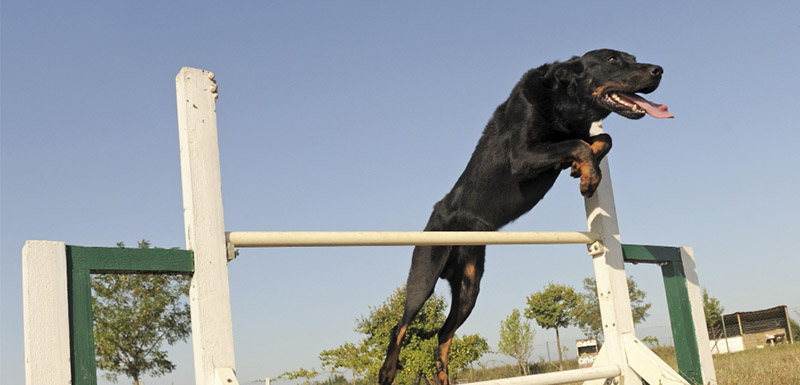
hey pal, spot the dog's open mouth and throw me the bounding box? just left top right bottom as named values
left=603, top=92, right=673, bottom=119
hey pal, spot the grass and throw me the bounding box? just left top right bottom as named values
left=649, top=343, right=800, bottom=384
left=711, top=343, right=800, bottom=385
left=457, top=343, right=800, bottom=385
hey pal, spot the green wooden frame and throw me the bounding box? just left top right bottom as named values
left=62, top=243, right=703, bottom=384
left=622, top=244, right=702, bottom=385
left=66, top=246, right=194, bottom=385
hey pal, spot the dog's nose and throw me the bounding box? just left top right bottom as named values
left=649, top=65, right=663, bottom=76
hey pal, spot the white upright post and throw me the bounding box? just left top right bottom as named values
left=583, top=123, right=641, bottom=385
left=176, top=67, right=238, bottom=385
left=22, top=241, right=72, bottom=385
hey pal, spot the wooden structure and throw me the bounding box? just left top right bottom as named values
left=709, top=305, right=794, bottom=351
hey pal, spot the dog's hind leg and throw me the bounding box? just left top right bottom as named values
left=435, top=246, right=486, bottom=385
left=379, top=244, right=452, bottom=385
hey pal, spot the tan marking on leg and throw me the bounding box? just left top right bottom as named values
left=589, top=136, right=611, bottom=157
left=438, top=338, right=452, bottom=364
left=464, top=264, right=476, bottom=281
left=437, top=369, right=449, bottom=385
left=395, top=324, right=408, bottom=347
left=436, top=334, right=455, bottom=385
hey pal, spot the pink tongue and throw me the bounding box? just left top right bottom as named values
left=619, top=93, right=674, bottom=119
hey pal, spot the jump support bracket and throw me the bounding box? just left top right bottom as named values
left=588, top=241, right=606, bottom=256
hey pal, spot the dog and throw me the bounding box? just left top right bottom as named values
left=378, top=49, right=671, bottom=385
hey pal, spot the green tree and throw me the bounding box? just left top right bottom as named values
left=318, top=373, right=350, bottom=385
left=576, top=277, right=651, bottom=341
left=497, top=309, right=535, bottom=375
left=447, top=333, right=490, bottom=383
left=320, top=341, right=371, bottom=385
left=641, top=335, right=660, bottom=348
left=703, top=288, right=725, bottom=339
left=279, top=367, right=320, bottom=385
left=92, top=240, right=191, bottom=385
left=789, top=317, right=800, bottom=343
left=524, top=283, right=581, bottom=370
left=322, top=285, right=490, bottom=385
left=355, top=285, right=446, bottom=384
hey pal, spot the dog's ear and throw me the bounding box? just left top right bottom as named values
left=550, top=60, right=585, bottom=93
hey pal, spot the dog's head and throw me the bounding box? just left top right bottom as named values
left=550, top=49, right=672, bottom=120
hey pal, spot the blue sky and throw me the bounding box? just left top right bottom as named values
left=2, top=1, right=799, bottom=384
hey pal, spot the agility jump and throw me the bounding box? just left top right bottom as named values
left=22, top=67, right=715, bottom=385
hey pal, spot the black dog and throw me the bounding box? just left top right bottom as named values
left=378, top=49, right=671, bottom=385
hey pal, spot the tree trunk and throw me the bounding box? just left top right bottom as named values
left=517, top=359, right=528, bottom=376
left=555, top=328, right=563, bottom=370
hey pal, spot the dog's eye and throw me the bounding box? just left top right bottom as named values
left=607, top=56, right=618, bottom=63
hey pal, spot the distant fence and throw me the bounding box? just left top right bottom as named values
left=707, top=305, right=795, bottom=353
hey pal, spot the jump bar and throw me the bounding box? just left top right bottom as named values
left=225, top=231, right=601, bottom=248
left=461, top=365, right=620, bottom=385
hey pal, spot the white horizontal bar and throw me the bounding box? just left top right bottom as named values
left=462, top=365, right=620, bottom=385
left=226, top=231, right=600, bottom=247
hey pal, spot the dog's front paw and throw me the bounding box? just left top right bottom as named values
left=570, top=161, right=581, bottom=178
left=579, top=169, right=602, bottom=197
